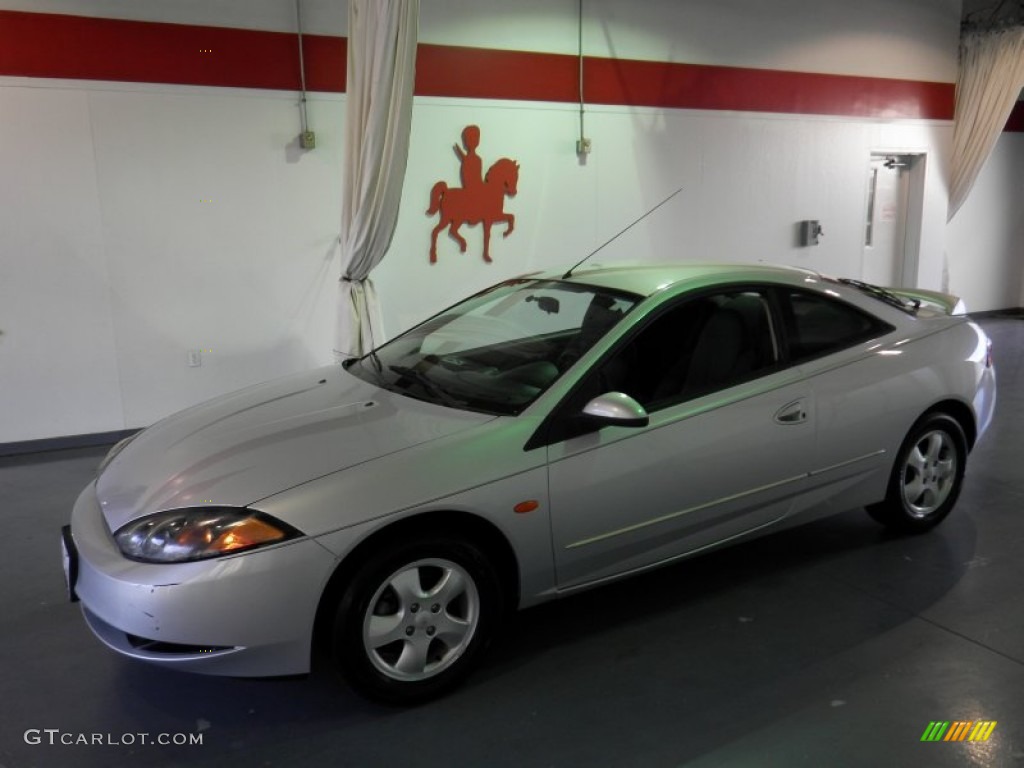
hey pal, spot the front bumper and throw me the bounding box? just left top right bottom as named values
left=68, top=481, right=339, bottom=676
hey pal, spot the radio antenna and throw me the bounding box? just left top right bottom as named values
left=562, top=186, right=684, bottom=279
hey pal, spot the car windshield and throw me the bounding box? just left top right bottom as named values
left=347, top=279, right=641, bottom=415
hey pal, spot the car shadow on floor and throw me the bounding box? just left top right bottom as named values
left=478, top=504, right=973, bottom=684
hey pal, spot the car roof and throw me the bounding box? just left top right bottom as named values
left=527, top=262, right=820, bottom=298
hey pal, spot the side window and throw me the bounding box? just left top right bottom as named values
left=580, top=289, right=779, bottom=413
left=781, top=289, right=890, bottom=362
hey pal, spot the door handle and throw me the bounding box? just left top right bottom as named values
left=774, top=399, right=808, bottom=425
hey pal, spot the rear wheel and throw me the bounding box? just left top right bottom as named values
left=867, top=413, right=967, bottom=533
left=331, top=537, right=501, bottom=705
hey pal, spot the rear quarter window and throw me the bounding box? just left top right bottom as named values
left=782, top=289, right=893, bottom=362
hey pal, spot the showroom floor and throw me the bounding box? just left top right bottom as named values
left=1, top=316, right=1022, bottom=768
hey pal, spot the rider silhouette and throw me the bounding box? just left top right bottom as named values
left=454, top=125, right=483, bottom=194
left=428, top=124, right=519, bottom=264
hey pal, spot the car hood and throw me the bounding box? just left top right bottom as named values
left=95, top=365, right=495, bottom=533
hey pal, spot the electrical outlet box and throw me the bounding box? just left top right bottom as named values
left=300, top=131, right=316, bottom=150
left=800, top=220, right=823, bottom=246
left=576, top=138, right=592, bottom=155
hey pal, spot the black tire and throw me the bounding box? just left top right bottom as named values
left=867, top=413, right=967, bottom=534
left=331, top=536, right=502, bottom=705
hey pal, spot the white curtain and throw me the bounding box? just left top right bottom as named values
left=948, top=26, right=1024, bottom=221
left=334, top=0, right=419, bottom=360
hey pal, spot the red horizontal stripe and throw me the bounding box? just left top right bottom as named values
left=0, top=10, right=344, bottom=91
left=0, top=10, right=955, bottom=121
left=584, top=57, right=953, bottom=119
left=416, top=43, right=578, bottom=102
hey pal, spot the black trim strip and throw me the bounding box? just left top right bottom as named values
left=0, top=428, right=141, bottom=458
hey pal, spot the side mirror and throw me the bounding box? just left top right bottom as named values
left=581, top=392, right=649, bottom=428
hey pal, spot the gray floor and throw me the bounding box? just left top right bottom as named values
left=2, top=316, right=1022, bottom=768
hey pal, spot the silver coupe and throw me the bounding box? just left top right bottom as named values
left=62, top=263, right=996, bottom=704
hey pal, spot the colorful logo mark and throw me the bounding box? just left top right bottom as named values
left=921, top=721, right=997, bottom=742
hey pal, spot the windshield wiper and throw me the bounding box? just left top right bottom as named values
left=838, top=278, right=919, bottom=313
left=342, top=348, right=384, bottom=373
left=346, top=350, right=387, bottom=387
left=388, top=365, right=464, bottom=408
left=367, top=348, right=384, bottom=374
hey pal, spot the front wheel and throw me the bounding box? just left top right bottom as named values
left=867, top=413, right=967, bottom=533
left=331, top=537, right=502, bottom=705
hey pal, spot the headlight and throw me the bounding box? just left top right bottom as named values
left=114, top=507, right=302, bottom=563
left=97, top=431, right=141, bottom=475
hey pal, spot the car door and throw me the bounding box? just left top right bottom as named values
left=544, top=288, right=816, bottom=590
left=773, top=286, right=903, bottom=514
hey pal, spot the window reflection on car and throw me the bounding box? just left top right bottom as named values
left=347, top=280, right=640, bottom=415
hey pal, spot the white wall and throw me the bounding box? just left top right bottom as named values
left=423, top=0, right=959, bottom=80
left=379, top=101, right=954, bottom=333
left=0, top=0, right=966, bottom=442
left=946, top=133, right=1024, bottom=312
left=0, top=81, right=344, bottom=440
left=0, top=0, right=347, bottom=35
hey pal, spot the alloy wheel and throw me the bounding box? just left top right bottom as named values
left=361, top=558, right=480, bottom=682
left=901, top=429, right=958, bottom=518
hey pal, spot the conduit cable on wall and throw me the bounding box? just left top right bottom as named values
left=577, top=0, right=590, bottom=156
left=296, top=0, right=314, bottom=149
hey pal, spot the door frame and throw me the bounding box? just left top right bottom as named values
left=864, top=150, right=927, bottom=288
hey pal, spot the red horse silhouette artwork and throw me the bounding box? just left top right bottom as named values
left=427, top=125, right=519, bottom=264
